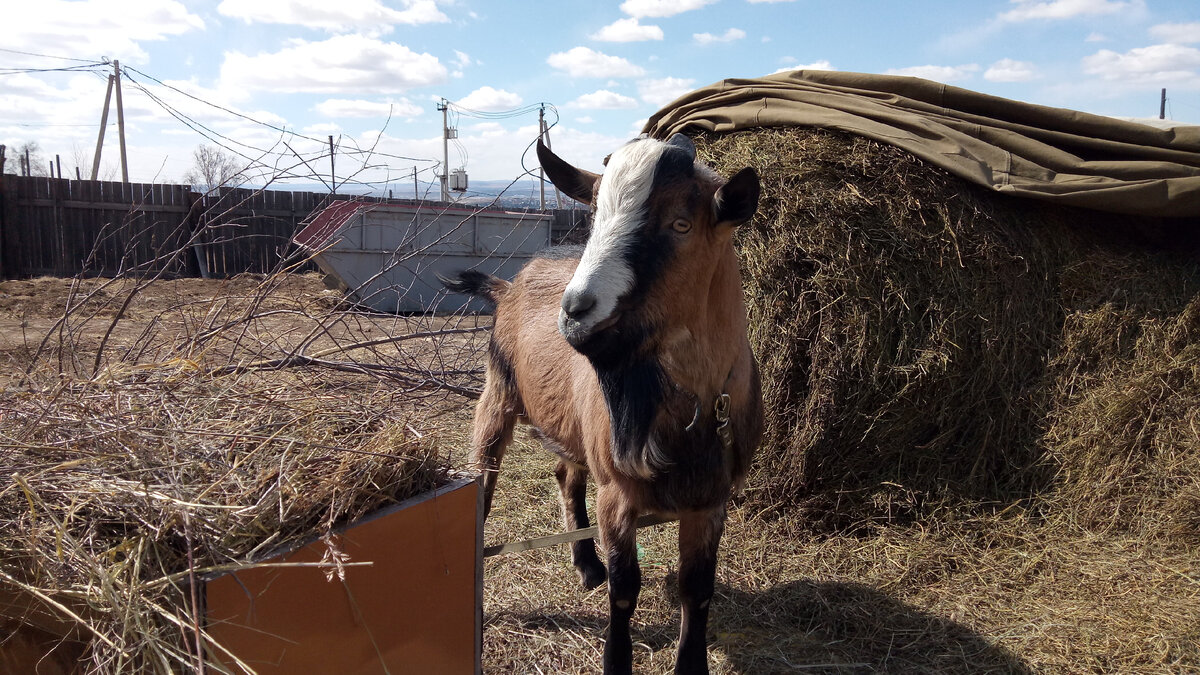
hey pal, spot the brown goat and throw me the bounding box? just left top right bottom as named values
left=442, top=134, right=762, bottom=674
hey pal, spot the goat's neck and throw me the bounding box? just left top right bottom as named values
left=656, top=245, right=747, bottom=402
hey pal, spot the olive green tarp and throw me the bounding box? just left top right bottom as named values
left=643, top=70, right=1200, bottom=219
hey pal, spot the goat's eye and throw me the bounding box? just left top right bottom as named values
left=671, top=219, right=692, bottom=234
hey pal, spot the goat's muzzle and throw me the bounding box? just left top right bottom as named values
left=558, top=288, right=620, bottom=352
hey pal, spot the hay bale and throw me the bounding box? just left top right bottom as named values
left=696, top=127, right=1199, bottom=540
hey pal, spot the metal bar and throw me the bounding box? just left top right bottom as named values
left=482, top=514, right=676, bottom=558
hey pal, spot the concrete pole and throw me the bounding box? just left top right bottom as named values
left=538, top=106, right=546, bottom=210
left=438, top=99, right=449, bottom=202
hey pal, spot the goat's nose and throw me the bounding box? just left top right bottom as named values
left=561, top=289, right=597, bottom=320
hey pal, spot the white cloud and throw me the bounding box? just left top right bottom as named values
left=694, top=28, right=746, bottom=46
left=216, top=0, right=447, bottom=32
left=569, top=90, right=640, bottom=109
left=592, top=17, right=664, bottom=42
left=619, top=0, right=717, bottom=19
left=1082, top=44, right=1200, bottom=85
left=547, top=47, right=646, bottom=78
left=984, top=58, right=1038, bottom=82
left=576, top=116, right=595, bottom=124
left=773, top=60, right=836, bottom=74
left=453, top=51, right=472, bottom=69
left=1148, top=22, right=1200, bottom=45
left=314, top=98, right=423, bottom=118
left=997, top=0, right=1139, bottom=22
left=220, top=35, right=447, bottom=94
left=303, top=122, right=344, bottom=135
left=885, top=64, right=981, bottom=82
left=1086, top=32, right=1109, bottom=42
left=6, top=0, right=203, bottom=64
left=455, top=86, right=523, bottom=111
left=637, top=76, right=696, bottom=107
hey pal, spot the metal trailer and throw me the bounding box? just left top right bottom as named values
left=295, top=201, right=553, bottom=313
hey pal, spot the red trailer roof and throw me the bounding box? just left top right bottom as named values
left=293, top=200, right=364, bottom=249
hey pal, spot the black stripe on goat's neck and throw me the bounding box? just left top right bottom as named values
left=596, top=351, right=668, bottom=477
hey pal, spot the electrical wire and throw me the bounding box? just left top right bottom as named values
left=0, top=47, right=104, bottom=63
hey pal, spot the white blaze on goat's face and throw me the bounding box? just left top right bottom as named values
left=558, top=138, right=671, bottom=346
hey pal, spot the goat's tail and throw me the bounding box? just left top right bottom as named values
left=437, top=270, right=509, bottom=309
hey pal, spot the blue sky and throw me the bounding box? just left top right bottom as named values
left=3, top=0, right=1198, bottom=194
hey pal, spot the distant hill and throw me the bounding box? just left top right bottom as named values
left=257, top=178, right=577, bottom=209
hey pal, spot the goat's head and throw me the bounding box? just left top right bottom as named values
left=538, top=134, right=759, bottom=363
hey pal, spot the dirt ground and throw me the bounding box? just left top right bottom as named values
left=3, top=275, right=1196, bottom=674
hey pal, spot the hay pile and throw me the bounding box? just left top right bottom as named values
left=696, top=127, right=1199, bottom=542
left=0, top=275, right=464, bottom=672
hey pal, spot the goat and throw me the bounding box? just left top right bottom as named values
left=442, top=134, right=762, bottom=674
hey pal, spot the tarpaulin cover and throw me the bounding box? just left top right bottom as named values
left=643, top=70, right=1200, bottom=218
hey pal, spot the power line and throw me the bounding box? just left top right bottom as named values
left=0, top=47, right=104, bottom=63
left=0, top=63, right=108, bottom=76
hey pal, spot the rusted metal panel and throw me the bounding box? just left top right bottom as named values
left=204, top=477, right=482, bottom=675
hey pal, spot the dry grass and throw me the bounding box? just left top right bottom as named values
left=0, top=273, right=484, bottom=672
left=479, top=435, right=1199, bottom=674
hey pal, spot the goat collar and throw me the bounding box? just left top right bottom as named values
left=683, top=363, right=738, bottom=461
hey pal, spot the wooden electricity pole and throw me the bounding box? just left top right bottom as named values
left=91, top=73, right=115, bottom=180
left=1160, top=88, right=1167, bottom=120
left=113, top=60, right=129, bottom=184
left=328, top=135, right=336, bottom=194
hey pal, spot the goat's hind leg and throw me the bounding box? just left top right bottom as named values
left=553, top=458, right=606, bottom=589
left=471, top=363, right=518, bottom=520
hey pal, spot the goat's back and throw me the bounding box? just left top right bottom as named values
left=488, top=251, right=607, bottom=467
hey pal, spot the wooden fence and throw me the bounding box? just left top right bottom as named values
left=0, top=175, right=587, bottom=279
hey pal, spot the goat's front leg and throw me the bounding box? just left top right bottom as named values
left=674, top=507, right=725, bottom=675
left=596, top=484, right=640, bottom=675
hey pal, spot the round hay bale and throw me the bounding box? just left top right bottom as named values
left=696, top=127, right=1200, bottom=540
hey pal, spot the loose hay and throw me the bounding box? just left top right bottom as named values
left=0, top=273, right=479, bottom=673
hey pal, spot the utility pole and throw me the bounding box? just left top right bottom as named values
left=328, top=135, right=336, bottom=194
left=437, top=99, right=450, bottom=202
left=113, top=60, right=129, bottom=184
left=413, top=166, right=418, bottom=201
left=91, top=73, right=114, bottom=180
left=1160, top=88, right=1167, bottom=120
left=539, top=107, right=562, bottom=209
left=538, top=106, right=546, bottom=210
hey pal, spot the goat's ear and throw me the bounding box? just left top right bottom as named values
left=713, top=167, right=759, bottom=226
left=537, top=139, right=600, bottom=206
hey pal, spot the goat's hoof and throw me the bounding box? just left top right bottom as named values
left=579, top=563, right=607, bottom=590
